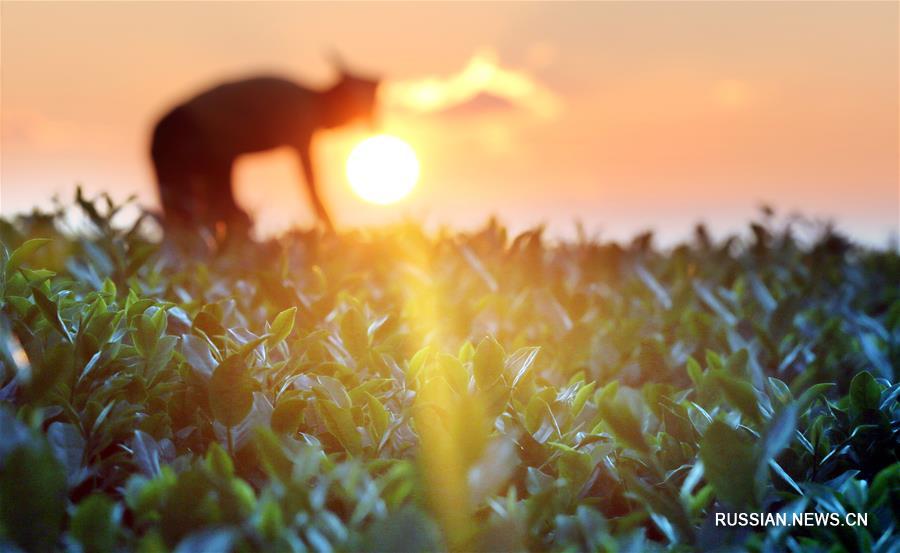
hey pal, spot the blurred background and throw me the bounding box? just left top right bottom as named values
left=2, top=1, right=897, bottom=244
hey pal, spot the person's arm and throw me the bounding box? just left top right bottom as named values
left=297, top=141, right=335, bottom=232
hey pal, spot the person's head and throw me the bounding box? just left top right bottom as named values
left=322, top=57, right=380, bottom=129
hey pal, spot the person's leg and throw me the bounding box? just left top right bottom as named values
left=203, top=158, right=252, bottom=245
left=151, top=109, right=207, bottom=242
left=153, top=157, right=192, bottom=236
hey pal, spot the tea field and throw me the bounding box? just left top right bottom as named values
left=0, top=194, right=897, bottom=552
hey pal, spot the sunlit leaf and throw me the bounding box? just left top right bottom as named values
left=318, top=399, right=362, bottom=455
left=341, top=307, right=369, bottom=359
left=270, top=397, right=306, bottom=435
left=267, top=306, right=297, bottom=346
left=473, top=336, right=505, bottom=389
left=365, top=393, right=391, bottom=441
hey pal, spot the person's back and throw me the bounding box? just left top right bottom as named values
left=179, top=77, right=319, bottom=156
left=150, top=66, right=379, bottom=244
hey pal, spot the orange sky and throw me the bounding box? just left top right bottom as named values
left=2, top=2, right=897, bottom=243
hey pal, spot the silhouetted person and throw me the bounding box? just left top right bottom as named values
left=150, top=64, right=378, bottom=242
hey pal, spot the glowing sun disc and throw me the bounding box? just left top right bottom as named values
left=346, top=135, right=420, bottom=205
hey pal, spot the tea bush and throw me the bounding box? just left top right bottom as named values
left=0, top=194, right=897, bottom=552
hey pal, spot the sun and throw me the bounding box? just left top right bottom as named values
left=346, top=135, right=420, bottom=205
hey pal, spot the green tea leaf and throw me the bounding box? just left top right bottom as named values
left=31, top=286, right=72, bottom=342
left=700, top=420, right=757, bottom=509
left=70, top=493, right=119, bottom=553
left=473, top=336, right=505, bottom=389
left=267, top=307, right=297, bottom=346
left=270, top=397, right=305, bottom=435
left=133, top=312, right=158, bottom=357
left=759, top=403, right=797, bottom=465
left=252, top=428, right=292, bottom=481
left=436, top=352, right=469, bottom=395
left=365, top=392, right=391, bottom=440
left=709, top=370, right=762, bottom=425
left=209, top=355, right=254, bottom=427
left=0, top=443, right=67, bottom=551
left=6, top=238, right=51, bottom=277
left=726, top=348, right=749, bottom=376
left=315, top=375, right=352, bottom=409
left=596, top=388, right=649, bottom=454
left=341, top=307, right=369, bottom=359
left=318, top=399, right=362, bottom=455
left=572, top=381, right=596, bottom=418
left=686, top=357, right=703, bottom=386
left=508, top=346, right=540, bottom=388
left=204, top=442, right=234, bottom=479
left=849, top=370, right=881, bottom=411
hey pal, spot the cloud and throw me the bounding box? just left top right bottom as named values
left=433, top=91, right=517, bottom=117
left=382, top=49, right=562, bottom=119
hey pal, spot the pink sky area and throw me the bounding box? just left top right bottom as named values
left=2, top=2, right=898, bottom=244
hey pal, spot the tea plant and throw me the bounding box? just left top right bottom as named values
left=0, top=194, right=897, bottom=552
